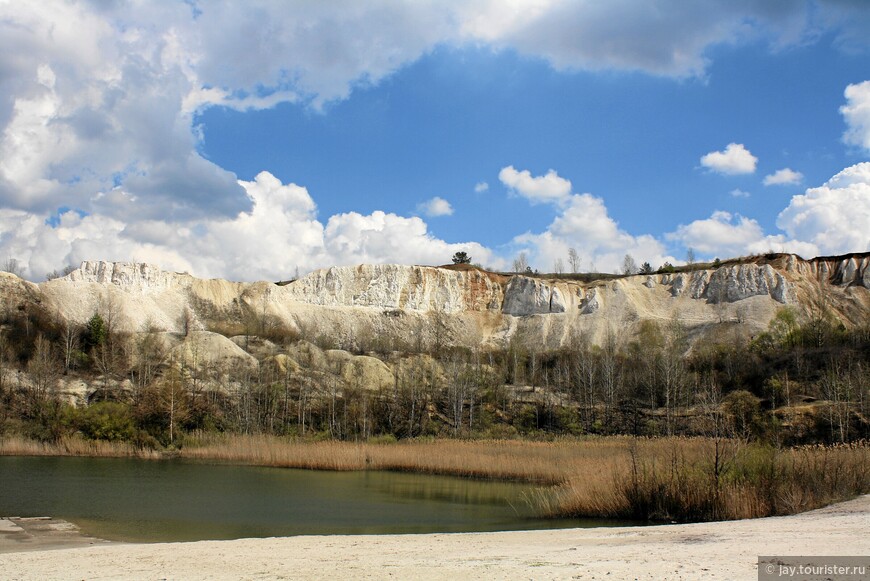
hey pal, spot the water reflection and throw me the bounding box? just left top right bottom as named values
left=0, top=456, right=622, bottom=542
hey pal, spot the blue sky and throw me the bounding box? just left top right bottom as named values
left=1, top=2, right=869, bottom=280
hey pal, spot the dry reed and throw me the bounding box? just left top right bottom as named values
left=182, top=434, right=870, bottom=522
left=4, top=432, right=867, bottom=523
left=0, top=435, right=160, bottom=459
left=179, top=433, right=631, bottom=484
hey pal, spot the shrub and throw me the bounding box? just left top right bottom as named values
left=75, top=401, right=136, bottom=442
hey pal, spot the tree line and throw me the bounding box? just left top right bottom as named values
left=0, top=296, right=867, bottom=448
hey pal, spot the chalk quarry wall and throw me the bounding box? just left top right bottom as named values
left=20, top=253, right=870, bottom=350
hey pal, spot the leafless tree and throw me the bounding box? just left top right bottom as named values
left=686, top=247, right=696, bottom=265
left=622, top=254, right=638, bottom=276
left=59, top=317, right=80, bottom=373
left=2, top=257, right=24, bottom=278
left=512, top=252, right=529, bottom=274
left=567, top=248, right=581, bottom=273
left=27, top=334, right=61, bottom=401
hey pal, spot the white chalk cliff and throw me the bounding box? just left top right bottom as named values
left=5, top=253, right=867, bottom=351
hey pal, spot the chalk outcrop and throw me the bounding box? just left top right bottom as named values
left=0, top=253, right=862, bottom=355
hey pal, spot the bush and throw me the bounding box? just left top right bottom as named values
left=75, top=401, right=137, bottom=442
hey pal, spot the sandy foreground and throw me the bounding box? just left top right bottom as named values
left=1, top=496, right=869, bottom=580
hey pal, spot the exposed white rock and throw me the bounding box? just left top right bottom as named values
left=670, top=274, right=686, bottom=297
left=285, top=264, right=503, bottom=313
left=65, top=261, right=187, bottom=292
left=706, top=263, right=793, bottom=304
left=503, top=276, right=566, bottom=315
left=688, top=271, right=709, bottom=299
left=4, top=255, right=862, bottom=356
left=787, top=254, right=869, bottom=289
left=580, top=288, right=600, bottom=314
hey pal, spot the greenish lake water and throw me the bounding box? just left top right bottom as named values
left=0, top=456, right=624, bottom=542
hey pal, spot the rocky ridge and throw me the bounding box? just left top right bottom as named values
left=1, top=253, right=866, bottom=405
left=2, top=253, right=866, bottom=354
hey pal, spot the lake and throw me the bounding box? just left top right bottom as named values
left=0, top=456, right=624, bottom=542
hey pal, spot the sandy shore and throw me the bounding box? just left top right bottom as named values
left=2, top=495, right=869, bottom=580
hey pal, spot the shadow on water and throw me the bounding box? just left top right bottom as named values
left=0, top=456, right=634, bottom=542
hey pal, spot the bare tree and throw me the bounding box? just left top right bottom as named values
left=132, top=325, right=167, bottom=404
left=622, top=254, right=638, bottom=276
left=59, top=317, right=80, bottom=373
left=2, top=258, right=24, bottom=278
left=45, top=265, right=76, bottom=281
left=512, top=252, right=529, bottom=274
left=159, top=361, right=189, bottom=445
left=567, top=248, right=581, bottom=273
left=27, top=334, right=61, bottom=401
left=686, top=247, right=696, bottom=265
left=553, top=257, right=564, bottom=275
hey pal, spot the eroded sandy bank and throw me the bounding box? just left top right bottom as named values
left=2, top=495, right=869, bottom=580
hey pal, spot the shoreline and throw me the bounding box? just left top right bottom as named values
left=0, top=517, right=111, bottom=553
left=2, top=495, right=869, bottom=580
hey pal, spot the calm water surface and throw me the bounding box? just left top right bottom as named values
left=0, top=456, right=625, bottom=542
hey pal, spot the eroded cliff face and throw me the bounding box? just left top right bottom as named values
left=15, top=253, right=869, bottom=352
left=284, top=264, right=506, bottom=313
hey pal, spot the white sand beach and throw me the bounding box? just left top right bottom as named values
left=2, top=495, right=869, bottom=580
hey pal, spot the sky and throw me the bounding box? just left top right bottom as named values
left=1, top=1, right=869, bottom=282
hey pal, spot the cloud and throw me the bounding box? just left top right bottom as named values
left=730, top=189, right=751, bottom=198
left=459, top=1, right=812, bottom=78
left=0, top=2, right=248, bottom=221
left=474, top=182, right=489, bottom=193
left=0, top=3, right=867, bottom=280
left=0, top=3, right=861, bottom=222
left=499, top=166, right=572, bottom=205
left=512, top=192, right=672, bottom=272
left=841, top=80, right=870, bottom=152
left=500, top=165, right=672, bottom=272
left=0, top=172, right=500, bottom=280
left=323, top=211, right=494, bottom=268
left=669, top=162, right=870, bottom=259
left=666, top=211, right=817, bottom=258
left=417, top=196, right=454, bottom=217
left=700, top=143, right=758, bottom=175
left=776, top=162, right=870, bottom=255
left=763, top=168, right=804, bottom=186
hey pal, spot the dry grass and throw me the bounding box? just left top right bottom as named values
left=0, top=435, right=160, bottom=459
left=549, top=439, right=870, bottom=522
left=179, top=433, right=629, bottom=484
left=4, top=432, right=867, bottom=523
left=180, top=434, right=870, bottom=522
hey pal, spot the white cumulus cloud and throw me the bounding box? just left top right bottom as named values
left=0, top=172, right=500, bottom=280
left=763, top=168, right=804, bottom=186
left=501, top=166, right=672, bottom=272
left=499, top=166, right=572, bottom=205
left=776, top=162, right=870, bottom=255
left=474, top=182, right=489, bottom=193
left=841, top=80, right=870, bottom=152
left=417, top=197, right=454, bottom=217
left=666, top=211, right=817, bottom=258
left=0, top=3, right=867, bottom=280
left=669, top=162, right=870, bottom=259
left=700, top=143, right=758, bottom=175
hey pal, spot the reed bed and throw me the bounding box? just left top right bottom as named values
left=548, top=440, right=870, bottom=522
left=4, top=432, right=867, bottom=523
left=179, top=433, right=634, bottom=484
left=181, top=434, right=870, bottom=522
left=0, top=435, right=160, bottom=459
